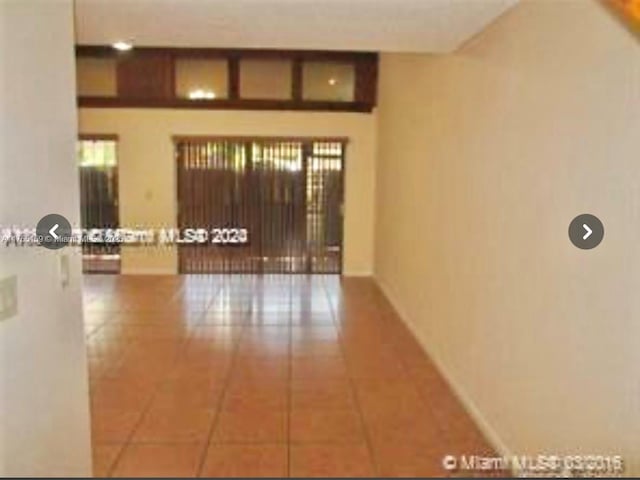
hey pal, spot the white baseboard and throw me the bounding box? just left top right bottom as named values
left=341, top=271, right=373, bottom=277
left=120, top=267, right=177, bottom=275
left=374, top=274, right=515, bottom=466
left=118, top=270, right=374, bottom=277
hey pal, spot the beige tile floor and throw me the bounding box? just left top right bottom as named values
left=84, top=275, right=500, bottom=477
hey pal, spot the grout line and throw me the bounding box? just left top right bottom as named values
left=90, top=275, right=358, bottom=477
left=286, top=277, right=295, bottom=478
left=371, top=279, right=477, bottom=463
left=194, top=279, right=250, bottom=478
left=322, top=276, right=381, bottom=476
left=100, top=277, right=221, bottom=477
left=103, top=338, right=190, bottom=476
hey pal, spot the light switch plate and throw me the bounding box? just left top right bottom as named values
left=0, top=275, right=18, bottom=322
left=59, top=254, right=70, bottom=288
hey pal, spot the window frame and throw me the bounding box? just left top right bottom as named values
left=75, top=46, right=378, bottom=113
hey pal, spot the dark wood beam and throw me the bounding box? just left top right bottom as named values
left=76, top=46, right=378, bottom=113
left=291, top=58, right=303, bottom=101
left=228, top=56, right=240, bottom=100
left=78, top=96, right=374, bottom=113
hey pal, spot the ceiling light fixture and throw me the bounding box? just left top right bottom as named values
left=188, top=89, right=216, bottom=100
left=112, top=41, right=133, bottom=52
left=328, top=78, right=337, bottom=86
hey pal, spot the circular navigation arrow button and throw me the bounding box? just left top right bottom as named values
left=36, top=214, right=72, bottom=250
left=568, top=214, right=604, bottom=250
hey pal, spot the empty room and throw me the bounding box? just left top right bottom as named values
left=1, top=0, right=639, bottom=477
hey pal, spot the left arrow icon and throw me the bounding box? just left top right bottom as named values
left=36, top=214, right=72, bottom=250
left=49, top=224, right=60, bottom=240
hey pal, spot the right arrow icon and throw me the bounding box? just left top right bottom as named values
left=569, top=214, right=604, bottom=250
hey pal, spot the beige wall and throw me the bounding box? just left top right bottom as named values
left=78, top=109, right=377, bottom=275
left=375, top=0, right=640, bottom=474
left=0, top=0, right=92, bottom=476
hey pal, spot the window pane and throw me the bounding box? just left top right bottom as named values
left=175, top=58, right=228, bottom=100
left=303, top=62, right=355, bottom=102
left=240, top=59, right=292, bottom=100
left=78, top=140, right=117, bottom=168
left=76, top=57, right=117, bottom=97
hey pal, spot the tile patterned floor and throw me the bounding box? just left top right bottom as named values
left=84, top=275, right=499, bottom=477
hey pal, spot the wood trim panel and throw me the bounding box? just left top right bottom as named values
left=172, top=135, right=349, bottom=144
left=79, top=133, right=119, bottom=141
left=77, top=45, right=376, bottom=63
left=228, top=56, right=240, bottom=100
left=76, top=45, right=378, bottom=113
left=117, top=52, right=174, bottom=99
left=354, top=56, right=379, bottom=104
left=78, top=96, right=374, bottom=113
left=291, top=58, right=303, bottom=101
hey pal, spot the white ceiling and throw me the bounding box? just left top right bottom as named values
left=74, top=0, right=518, bottom=53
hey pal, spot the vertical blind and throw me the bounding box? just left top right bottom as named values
left=77, top=138, right=120, bottom=273
left=176, top=137, right=345, bottom=274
